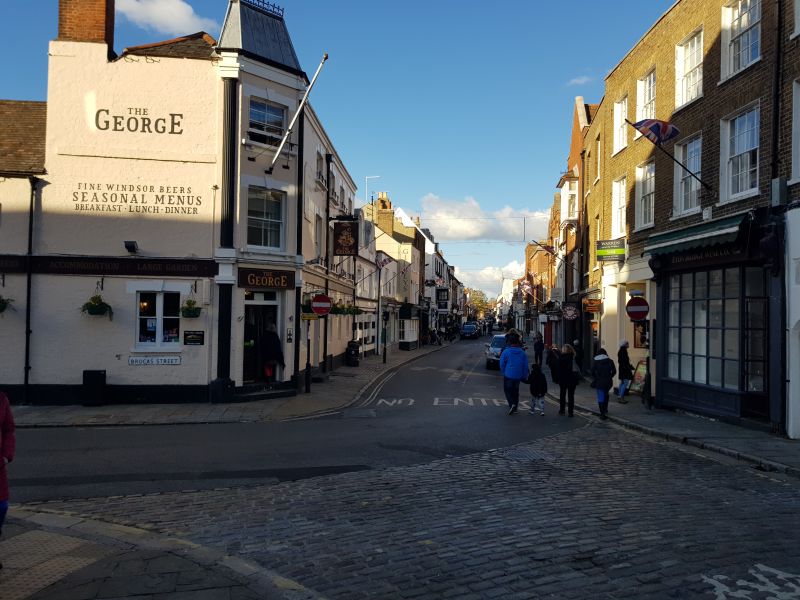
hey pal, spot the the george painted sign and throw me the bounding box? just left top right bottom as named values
left=333, top=222, right=359, bottom=256
left=238, top=268, right=295, bottom=290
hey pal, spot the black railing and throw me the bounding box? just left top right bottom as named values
left=242, top=0, right=284, bottom=18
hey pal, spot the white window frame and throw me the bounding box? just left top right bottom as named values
left=636, top=70, right=656, bottom=135
left=612, top=176, right=627, bottom=239
left=675, top=29, right=703, bottom=108
left=673, top=135, right=703, bottom=216
left=247, top=97, right=285, bottom=147
left=793, top=0, right=800, bottom=38
left=127, top=281, right=191, bottom=352
left=635, top=161, right=655, bottom=230
left=721, top=0, right=761, bottom=81
left=567, top=180, right=577, bottom=219
left=595, top=136, right=601, bottom=183
left=247, top=186, right=286, bottom=250
left=719, top=104, right=760, bottom=203
left=613, top=96, right=628, bottom=154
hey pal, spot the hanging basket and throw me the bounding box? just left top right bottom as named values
left=0, top=296, right=11, bottom=314
left=181, top=305, right=202, bottom=318
left=81, top=294, right=113, bottom=320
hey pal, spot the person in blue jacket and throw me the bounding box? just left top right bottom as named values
left=499, top=333, right=530, bottom=415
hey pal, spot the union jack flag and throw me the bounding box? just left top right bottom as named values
left=632, top=119, right=680, bottom=145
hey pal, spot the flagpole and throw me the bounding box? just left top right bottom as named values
left=625, top=119, right=712, bottom=191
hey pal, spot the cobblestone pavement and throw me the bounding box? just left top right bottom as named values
left=23, top=422, right=800, bottom=599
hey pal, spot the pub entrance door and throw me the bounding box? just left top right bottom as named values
left=243, top=304, right=279, bottom=384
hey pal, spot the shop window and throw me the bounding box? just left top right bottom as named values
left=248, top=98, right=285, bottom=146
left=667, top=267, right=766, bottom=393
left=399, top=320, right=406, bottom=341
left=137, top=292, right=180, bottom=348
left=247, top=186, right=285, bottom=249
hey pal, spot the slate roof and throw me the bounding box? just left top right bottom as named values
left=122, top=32, right=217, bottom=60
left=218, top=0, right=306, bottom=79
left=0, top=101, right=47, bottom=175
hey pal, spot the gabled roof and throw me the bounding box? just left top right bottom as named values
left=0, top=101, right=46, bottom=175
left=122, top=32, right=217, bottom=60
left=218, top=0, right=306, bottom=79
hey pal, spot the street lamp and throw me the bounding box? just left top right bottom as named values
left=365, top=175, right=380, bottom=210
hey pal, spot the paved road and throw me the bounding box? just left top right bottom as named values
left=17, top=338, right=800, bottom=599
left=13, top=339, right=580, bottom=503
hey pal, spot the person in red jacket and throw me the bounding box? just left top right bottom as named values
left=0, top=391, right=16, bottom=565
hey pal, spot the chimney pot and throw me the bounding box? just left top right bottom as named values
left=58, top=0, right=115, bottom=54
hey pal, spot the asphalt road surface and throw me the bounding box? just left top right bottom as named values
left=13, top=338, right=580, bottom=502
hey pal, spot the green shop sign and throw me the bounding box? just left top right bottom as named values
left=596, top=239, right=626, bottom=261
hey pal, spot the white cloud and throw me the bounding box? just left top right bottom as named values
left=567, top=75, right=593, bottom=86
left=455, top=260, right=526, bottom=299
left=117, top=0, right=220, bottom=37
left=419, top=194, right=549, bottom=243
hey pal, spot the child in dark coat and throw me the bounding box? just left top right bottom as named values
left=528, top=363, right=548, bottom=415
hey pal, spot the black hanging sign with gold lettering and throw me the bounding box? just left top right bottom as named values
left=333, top=222, right=359, bottom=256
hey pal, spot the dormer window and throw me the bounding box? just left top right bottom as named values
left=248, top=98, right=285, bottom=146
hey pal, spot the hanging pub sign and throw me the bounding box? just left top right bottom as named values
left=583, top=298, right=602, bottom=313
left=596, top=239, right=626, bottom=261
left=562, top=303, right=579, bottom=320
left=333, top=222, right=359, bottom=256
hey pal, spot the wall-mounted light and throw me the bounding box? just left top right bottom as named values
left=124, top=240, right=139, bottom=253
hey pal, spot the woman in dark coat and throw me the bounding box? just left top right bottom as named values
left=545, top=345, right=561, bottom=385
left=261, top=324, right=285, bottom=385
left=617, top=340, right=634, bottom=403
left=555, top=344, right=579, bottom=417
left=591, top=348, right=617, bottom=420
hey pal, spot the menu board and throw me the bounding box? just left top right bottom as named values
left=629, top=359, right=648, bottom=394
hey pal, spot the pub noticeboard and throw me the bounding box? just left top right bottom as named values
left=629, top=359, right=648, bottom=394
left=184, top=331, right=205, bottom=345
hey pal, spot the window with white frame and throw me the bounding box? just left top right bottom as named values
left=676, top=30, right=703, bottom=107
left=247, top=186, right=285, bottom=248
left=595, top=136, right=601, bottom=181
left=248, top=98, right=285, bottom=146
left=722, top=0, right=761, bottom=79
left=722, top=105, right=759, bottom=200
left=612, top=176, right=627, bottom=238
left=137, top=292, right=181, bottom=348
left=316, top=153, right=325, bottom=183
left=675, top=135, right=702, bottom=214
left=613, top=96, right=628, bottom=153
left=793, top=80, right=800, bottom=181
left=567, top=180, right=577, bottom=218
left=635, top=162, right=655, bottom=229
left=315, top=214, right=323, bottom=259
left=637, top=70, right=656, bottom=127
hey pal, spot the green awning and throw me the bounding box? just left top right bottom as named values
left=644, top=214, right=747, bottom=256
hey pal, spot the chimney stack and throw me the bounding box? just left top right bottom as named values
left=58, top=0, right=115, bottom=52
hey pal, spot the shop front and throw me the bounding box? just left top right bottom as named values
left=398, top=302, right=419, bottom=350
left=646, top=212, right=784, bottom=428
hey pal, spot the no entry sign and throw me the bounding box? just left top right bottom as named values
left=311, top=294, right=333, bottom=316
left=625, top=296, right=649, bottom=321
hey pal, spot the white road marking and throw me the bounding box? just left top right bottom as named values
left=702, top=564, right=800, bottom=599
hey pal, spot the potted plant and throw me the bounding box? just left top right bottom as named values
left=180, top=298, right=202, bottom=318
left=0, top=295, right=12, bottom=314
left=81, top=294, right=113, bottom=320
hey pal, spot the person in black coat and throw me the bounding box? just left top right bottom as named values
left=591, top=348, right=617, bottom=420
left=617, top=340, right=634, bottom=403
left=528, top=363, right=548, bottom=415
left=533, top=335, right=545, bottom=366
left=261, top=324, right=285, bottom=385
left=555, top=344, right=579, bottom=417
left=545, top=345, right=561, bottom=385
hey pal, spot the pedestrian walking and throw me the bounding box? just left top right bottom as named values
left=556, top=344, right=579, bottom=417
left=545, top=344, right=561, bottom=385
left=527, top=363, right=548, bottom=416
left=499, top=333, right=529, bottom=415
left=0, top=391, right=16, bottom=570
left=261, top=323, right=285, bottom=386
left=533, top=335, right=545, bottom=366
left=591, top=348, right=617, bottom=420
left=573, top=339, right=583, bottom=372
left=617, top=340, right=634, bottom=404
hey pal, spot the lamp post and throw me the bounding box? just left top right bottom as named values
left=365, top=175, right=380, bottom=211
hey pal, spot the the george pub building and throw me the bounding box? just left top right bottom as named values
left=0, top=0, right=357, bottom=404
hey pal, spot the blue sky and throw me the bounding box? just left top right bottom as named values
left=1, top=0, right=674, bottom=297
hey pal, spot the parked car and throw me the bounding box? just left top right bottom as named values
left=485, top=334, right=507, bottom=369
left=460, top=323, right=479, bottom=339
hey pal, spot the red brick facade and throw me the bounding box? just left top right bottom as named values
left=58, top=0, right=115, bottom=51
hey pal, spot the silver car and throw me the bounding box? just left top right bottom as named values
left=485, top=334, right=507, bottom=369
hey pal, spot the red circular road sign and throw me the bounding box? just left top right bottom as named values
left=311, top=294, right=333, bottom=316
left=626, top=296, right=650, bottom=321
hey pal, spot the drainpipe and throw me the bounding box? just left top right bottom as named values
left=293, top=112, right=304, bottom=389
left=323, top=153, right=332, bottom=372
left=211, top=75, right=238, bottom=403
left=23, top=176, right=40, bottom=404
